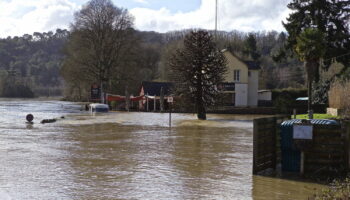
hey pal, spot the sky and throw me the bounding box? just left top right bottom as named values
left=0, top=0, right=292, bottom=38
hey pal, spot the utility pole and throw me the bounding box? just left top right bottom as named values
left=215, top=0, right=218, bottom=37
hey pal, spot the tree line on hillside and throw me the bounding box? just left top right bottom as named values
left=0, top=29, right=69, bottom=97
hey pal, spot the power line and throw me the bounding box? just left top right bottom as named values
left=323, top=52, right=350, bottom=62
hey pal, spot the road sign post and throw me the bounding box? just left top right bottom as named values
left=167, top=97, right=173, bottom=128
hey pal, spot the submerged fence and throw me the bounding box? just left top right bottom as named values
left=253, top=116, right=290, bottom=174
left=253, top=117, right=350, bottom=176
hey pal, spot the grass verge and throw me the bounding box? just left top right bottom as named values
left=293, top=113, right=339, bottom=119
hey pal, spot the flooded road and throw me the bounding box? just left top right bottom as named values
left=0, top=100, right=324, bottom=199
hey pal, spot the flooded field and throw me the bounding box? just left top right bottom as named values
left=0, top=100, right=325, bottom=199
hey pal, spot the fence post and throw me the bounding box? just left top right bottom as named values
left=272, top=117, right=277, bottom=171
left=253, top=119, right=258, bottom=174
left=344, top=121, right=350, bottom=171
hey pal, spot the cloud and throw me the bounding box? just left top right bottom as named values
left=0, top=0, right=79, bottom=37
left=130, top=0, right=291, bottom=33
left=0, top=0, right=291, bottom=38
left=133, top=0, right=148, bottom=4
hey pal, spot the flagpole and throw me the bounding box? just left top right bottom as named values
left=215, top=0, right=218, bottom=36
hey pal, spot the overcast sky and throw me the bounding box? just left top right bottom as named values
left=0, top=0, right=291, bottom=38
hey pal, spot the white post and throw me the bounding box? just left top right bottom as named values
left=169, top=102, right=172, bottom=128
left=100, top=82, right=104, bottom=104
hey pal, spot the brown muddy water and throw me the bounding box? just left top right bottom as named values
left=0, top=100, right=325, bottom=199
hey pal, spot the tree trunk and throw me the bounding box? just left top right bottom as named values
left=197, top=100, right=206, bottom=120
left=308, top=77, right=313, bottom=119
left=197, top=73, right=206, bottom=120
left=197, top=87, right=206, bottom=120
left=305, top=61, right=317, bottom=119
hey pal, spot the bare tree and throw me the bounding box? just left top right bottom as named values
left=63, top=0, right=135, bottom=97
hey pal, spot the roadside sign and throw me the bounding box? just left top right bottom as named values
left=217, top=83, right=235, bottom=91
left=167, top=97, right=173, bottom=103
left=293, top=124, right=313, bottom=140
left=91, top=83, right=101, bottom=101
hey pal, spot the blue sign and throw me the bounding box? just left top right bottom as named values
left=217, top=83, right=235, bottom=91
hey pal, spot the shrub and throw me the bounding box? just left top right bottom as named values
left=329, top=79, right=350, bottom=118
left=273, top=94, right=295, bottom=113
left=272, top=88, right=308, bottom=101
left=272, top=88, right=307, bottom=113
left=310, top=178, right=350, bottom=199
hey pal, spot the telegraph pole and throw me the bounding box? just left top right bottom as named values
left=215, top=0, right=218, bottom=36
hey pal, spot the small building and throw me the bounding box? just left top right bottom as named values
left=139, top=81, right=173, bottom=111
left=258, top=90, right=272, bottom=106
left=221, top=50, right=261, bottom=107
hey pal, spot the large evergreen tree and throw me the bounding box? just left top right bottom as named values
left=283, top=0, right=350, bottom=74
left=243, top=33, right=260, bottom=61
left=170, top=30, right=227, bottom=120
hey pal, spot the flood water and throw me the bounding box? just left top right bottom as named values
left=0, top=99, right=325, bottom=199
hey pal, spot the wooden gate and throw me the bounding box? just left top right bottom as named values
left=253, top=115, right=290, bottom=174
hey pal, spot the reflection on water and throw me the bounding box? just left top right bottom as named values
left=0, top=100, right=325, bottom=199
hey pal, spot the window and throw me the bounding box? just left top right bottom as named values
left=234, top=70, right=240, bottom=82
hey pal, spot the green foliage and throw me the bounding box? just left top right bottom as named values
left=272, top=88, right=307, bottom=113
left=0, top=29, right=68, bottom=96
left=170, top=30, right=227, bottom=119
left=310, top=178, right=350, bottom=200
left=283, top=0, right=350, bottom=72
left=272, top=88, right=308, bottom=100
left=295, top=28, right=326, bottom=62
left=243, top=33, right=260, bottom=61
left=273, top=94, right=294, bottom=113
left=295, top=113, right=338, bottom=119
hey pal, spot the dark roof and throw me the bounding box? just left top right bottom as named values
left=243, top=61, right=261, bottom=70
left=141, top=81, right=174, bottom=96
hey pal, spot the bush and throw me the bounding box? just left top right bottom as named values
left=273, top=94, right=295, bottom=113
left=313, top=80, right=331, bottom=104
left=272, top=88, right=307, bottom=113
left=329, top=79, right=350, bottom=118
left=272, top=88, right=308, bottom=100
left=310, top=178, right=350, bottom=199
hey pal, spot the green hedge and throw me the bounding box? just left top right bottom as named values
left=272, top=88, right=308, bottom=100
left=272, top=88, right=307, bottom=114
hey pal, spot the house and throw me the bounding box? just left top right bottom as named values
left=221, top=50, right=261, bottom=107
left=139, top=81, right=173, bottom=111
left=139, top=81, right=173, bottom=97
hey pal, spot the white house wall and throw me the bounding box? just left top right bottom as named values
left=235, top=83, right=248, bottom=106
left=248, top=70, right=259, bottom=106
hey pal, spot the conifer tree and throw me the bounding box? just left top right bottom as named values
left=243, top=33, right=260, bottom=61
left=170, top=30, right=227, bottom=120
left=283, top=0, right=350, bottom=72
